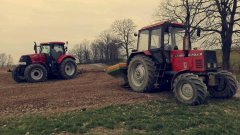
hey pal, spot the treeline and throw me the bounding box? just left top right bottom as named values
left=70, top=19, right=136, bottom=64
left=0, top=53, right=13, bottom=67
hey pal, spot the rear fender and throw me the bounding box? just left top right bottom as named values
left=57, top=55, right=76, bottom=64
left=127, top=51, right=152, bottom=65
left=171, top=70, right=190, bottom=89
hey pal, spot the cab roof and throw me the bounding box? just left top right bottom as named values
left=40, top=42, right=65, bottom=45
left=140, top=21, right=185, bottom=31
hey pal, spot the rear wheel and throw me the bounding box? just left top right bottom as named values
left=128, top=55, right=156, bottom=93
left=24, top=64, right=47, bottom=83
left=60, top=58, right=77, bottom=79
left=12, top=66, right=25, bottom=83
left=209, top=71, right=238, bottom=98
left=173, top=73, right=208, bottom=105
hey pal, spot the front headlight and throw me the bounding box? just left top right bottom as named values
left=214, top=63, right=217, bottom=68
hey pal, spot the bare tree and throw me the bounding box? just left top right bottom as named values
left=6, top=55, right=14, bottom=67
left=0, top=53, right=8, bottom=67
left=155, top=0, right=240, bottom=70
left=70, top=44, right=84, bottom=64
left=199, top=0, right=240, bottom=70
left=82, top=43, right=92, bottom=64
left=112, top=19, right=137, bottom=58
left=90, top=30, right=122, bottom=64
left=155, top=0, right=207, bottom=48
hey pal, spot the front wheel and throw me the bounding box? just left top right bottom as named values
left=59, top=58, right=77, bottom=79
left=24, top=64, right=47, bottom=83
left=12, top=66, right=25, bottom=83
left=173, top=73, right=208, bottom=105
left=208, top=71, right=238, bottom=98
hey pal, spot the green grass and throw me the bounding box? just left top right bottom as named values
left=1, top=97, right=240, bottom=135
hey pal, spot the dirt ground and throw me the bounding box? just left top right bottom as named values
left=0, top=65, right=166, bottom=117
left=0, top=65, right=239, bottom=117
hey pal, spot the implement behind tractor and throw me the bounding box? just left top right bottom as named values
left=107, top=21, right=238, bottom=105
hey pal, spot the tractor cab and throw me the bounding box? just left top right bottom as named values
left=137, top=21, right=186, bottom=52
left=35, top=42, right=67, bottom=61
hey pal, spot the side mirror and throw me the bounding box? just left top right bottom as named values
left=34, top=42, right=37, bottom=53
left=65, top=46, right=68, bottom=52
left=197, top=27, right=201, bottom=37
left=134, top=33, right=138, bottom=37
left=65, top=41, right=68, bottom=52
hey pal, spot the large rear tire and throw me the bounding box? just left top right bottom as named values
left=173, top=73, right=208, bottom=105
left=128, top=55, right=156, bottom=93
left=12, top=66, right=25, bottom=83
left=59, top=58, right=77, bottom=79
left=24, top=64, right=47, bottom=83
left=209, top=71, right=238, bottom=98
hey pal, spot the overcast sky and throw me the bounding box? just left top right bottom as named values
left=0, top=0, right=162, bottom=63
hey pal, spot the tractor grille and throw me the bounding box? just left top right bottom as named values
left=196, top=59, right=203, bottom=68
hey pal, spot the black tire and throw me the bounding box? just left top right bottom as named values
left=173, top=73, right=208, bottom=105
left=12, top=66, right=25, bottom=83
left=128, top=55, right=156, bottom=93
left=24, top=64, right=47, bottom=83
left=59, top=58, right=77, bottom=79
left=209, top=71, right=238, bottom=98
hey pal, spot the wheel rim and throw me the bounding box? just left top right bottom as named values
left=31, top=68, right=43, bottom=80
left=179, top=83, right=194, bottom=100
left=65, top=62, right=75, bottom=76
left=130, top=62, right=146, bottom=87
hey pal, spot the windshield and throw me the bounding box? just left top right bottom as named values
left=40, top=45, right=50, bottom=54
left=164, top=27, right=185, bottom=50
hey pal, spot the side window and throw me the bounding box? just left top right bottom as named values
left=151, top=29, right=161, bottom=49
left=41, top=45, right=50, bottom=54
left=138, top=30, right=149, bottom=51
left=53, top=45, right=64, bottom=53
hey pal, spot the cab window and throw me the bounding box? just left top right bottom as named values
left=40, top=45, right=50, bottom=54
left=151, top=29, right=161, bottom=49
left=138, top=30, right=149, bottom=51
left=53, top=44, right=64, bottom=54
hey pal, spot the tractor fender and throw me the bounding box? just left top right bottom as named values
left=171, top=70, right=190, bottom=89
left=57, top=55, right=76, bottom=64
left=127, top=51, right=152, bottom=65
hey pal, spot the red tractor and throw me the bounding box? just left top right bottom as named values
left=12, top=42, right=77, bottom=83
left=107, top=21, right=238, bottom=105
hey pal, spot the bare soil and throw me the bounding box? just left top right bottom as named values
left=0, top=65, right=166, bottom=117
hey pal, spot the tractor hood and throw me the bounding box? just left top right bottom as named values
left=19, top=53, right=46, bottom=65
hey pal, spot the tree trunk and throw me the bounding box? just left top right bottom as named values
left=221, top=38, right=232, bottom=70
left=222, top=45, right=230, bottom=70
left=126, top=46, right=129, bottom=59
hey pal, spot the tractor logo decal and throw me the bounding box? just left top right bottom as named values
left=189, top=53, right=203, bottom=57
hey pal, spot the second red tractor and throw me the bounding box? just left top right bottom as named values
left=12, top=42, right=77, bottom=83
